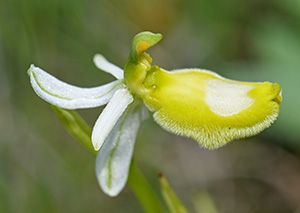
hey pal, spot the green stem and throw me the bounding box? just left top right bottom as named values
left=51, top=106, right=164, bottom=212
left=128, top=159, right=165, bottom=213
left=51, top=105, right=97, bottom=156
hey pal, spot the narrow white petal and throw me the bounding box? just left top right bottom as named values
left=28, top=65, right=124, bottom=109
left=95, top=101, right=142, bottom=196
left=91, top=88, right=133, bottom=151
left=93, top=54, right=124, bottom=79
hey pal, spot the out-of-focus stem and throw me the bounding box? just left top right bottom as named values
left=51, top=105, right=97, bottom=156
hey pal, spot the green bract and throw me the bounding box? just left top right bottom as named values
left=28, top=31, right=282, bottom=196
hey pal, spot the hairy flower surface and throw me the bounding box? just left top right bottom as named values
left=28, top=31, right=282, bottom=196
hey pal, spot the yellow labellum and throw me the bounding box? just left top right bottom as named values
left=140, top=66, right=282, bottom=149
left=124, top=32, right=282, bottom=149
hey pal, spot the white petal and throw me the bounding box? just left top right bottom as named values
left=95, top=101, right=142, bottom=196
left=28, top=65, right=124, bottom=109
left=93, top=54, right=124, bottom=80
left=91, top=88, right=133, bottom=151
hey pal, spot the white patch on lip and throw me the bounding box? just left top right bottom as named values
left=205, top=79, right=255, bottom=117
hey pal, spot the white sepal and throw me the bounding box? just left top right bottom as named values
left=93, top=54, right=124, bottom=80
left=28, top=65, right=124, bottom=109
left=95, top=101, right=142, bottom=196
left=91, top=88, right=134, bottom=151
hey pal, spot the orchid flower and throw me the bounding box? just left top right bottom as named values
left=28, top=31, right=282, bottom=197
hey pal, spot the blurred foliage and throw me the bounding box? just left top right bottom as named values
left=1, top=0, right=300, bottom=212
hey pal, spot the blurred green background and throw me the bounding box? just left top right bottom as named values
left=1, top=0, right=300, bottom=212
